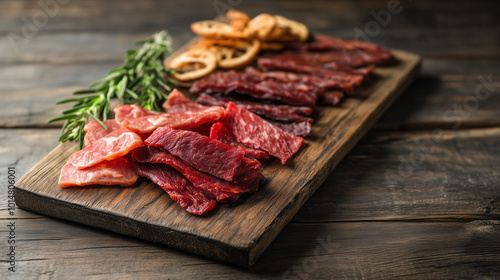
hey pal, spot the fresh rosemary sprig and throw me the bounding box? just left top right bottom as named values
left=48, top=30, right=177, bottom=149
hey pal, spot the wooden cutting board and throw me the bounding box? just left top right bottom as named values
left=15, top=49, right=421, bottom=267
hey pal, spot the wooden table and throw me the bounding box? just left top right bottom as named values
left=1, top=0, right=499, bottom=278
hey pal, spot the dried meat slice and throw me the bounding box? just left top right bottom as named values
left=162, top=88, right=210, bottom=113
left=83, top=119, right=123, bottom=147
left=197, top=93, right=313, bottom=123
left=245, top=66, right=354, bottom=93
left=222, top=102, right=304, bottom=164
left=120, top=106, right=225, bottom=134
left=68, top=128, right=144, bottom=169
left=114, top=105, right=160, bottom=125
left=270, top=121, right=311, bottom=137
left=59, top=157, right=138, bottom=187
left=145, top=126, right=247, bottom=182
left=133, top=147, right=259, bottom=202
left=321, top=90, right=344, bottom=106
left=258, top=56, right=364, bottom=85
left=136, top=162, right=217, bottom=215
left=210, top=122, right=269, bottom=159
left=190, top=71, right=319, bottom=107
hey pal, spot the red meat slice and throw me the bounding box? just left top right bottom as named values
left=222, top=102, right=304, bottom=164
left=321, top=90, right=344, bottom=105
left=290, top=34, right=394, bottom=66
left=145, top=126, right=247, bottom=182
left=68, top=128, right=144, bottom=169
left=323, top=62, right=375, bottom=78
left=210, top=122, right=269, bottom=159
left=83, top=119, right=123, bottom=147
left=190, top=71, right=319, bottom=107
left=59, top=157, right=138, bottom=187
left=133, top=147, right=260, bottom=202
left=258, top=56, right=364, bottom=85
left=162, top=88, right=210, bottom=113
left=197, top=93, right=313, bottom=123
left=270, top=121, right=312, bottom=137
left=120, top=106, right=225, bottom=134
left=136, top=162, right=217, bottom=215
left=245, top=66, right=354, bottom=93
left=114, top=105, right=160, bottom=124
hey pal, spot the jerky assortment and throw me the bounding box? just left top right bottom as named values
left=59, top=90, right=301, bottom=215
left=57, top=11, right=396, bottom=216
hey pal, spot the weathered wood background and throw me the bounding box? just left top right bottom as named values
left=1, top=0, right=499, bottom=279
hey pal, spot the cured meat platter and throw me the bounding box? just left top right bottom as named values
left=16, top=32, right=421, bottom=265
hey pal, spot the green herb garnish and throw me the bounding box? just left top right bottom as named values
left=48, top=30, right=177, bottom=149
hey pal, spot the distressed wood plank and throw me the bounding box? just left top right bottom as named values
left=1, top=218, right=498, bottom=279
left=376, top=59, right=500, bottom=130
left=293, top=127, right=500, bottom=222
left=14, top=50, right=421, bottom=266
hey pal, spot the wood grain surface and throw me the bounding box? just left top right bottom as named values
left=2, top=0, right=500, bottom=278
left=15, top=50, right=420, bottom=266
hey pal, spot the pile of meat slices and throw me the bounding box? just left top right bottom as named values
left=59, top=34, right=394, bottom=215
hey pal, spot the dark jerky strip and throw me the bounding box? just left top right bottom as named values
left=133, top=147, right=260, bottom=202
left=222, top=102, right=304, bottom=164
left=210, top=122, right=269, bottom=159
left=322, top=62, right=375, bottom=78
left=244, top=66, right=354, bottom=94
left=288, top=34, right=394, bottom=66
left=270, top=121, right=311, bottom=138
left=162, top=88, right=210, bottom=113
left=190, top=71, right=319, bottom=107
left=258, top=57, right=364, bottom=85
left=136, top=162, right=217, bottom=215
left=197, top=93, right=313, bottom=123
left=145, top=126, right=247, bottom=182
left=321, top=90, right=344, bottom=106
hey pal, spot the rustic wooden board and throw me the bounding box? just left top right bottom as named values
left=15, top=49, right=421, bottom=266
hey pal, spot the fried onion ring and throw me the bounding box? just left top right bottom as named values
left=191, top=20, right=248, bottom=39
left=168, top=49, right=217, bottom=81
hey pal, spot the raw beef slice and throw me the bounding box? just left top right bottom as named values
left=209, top=122, right=268, bottom=159
left=59, top=157, right=138, bottom=187
left=222, top=102, right=304, bottom=164
left=145, top=126, right=247, bottom=182
left=120, top=106, right=225, bottom=134
left=68, top=128, right=144, bottom=169
left=162, top=88, right=210, bottom=113
left=83, top=119, right=123, bottom=147
left=136, top=162, right=217, bottom=215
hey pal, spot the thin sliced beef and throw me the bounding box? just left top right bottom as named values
left=120, top=106, right=225, bottom=134
left=59, top=157, right=138, bottom=187
left=133, top=147, right=259, bottom=202
left=197, top=93, right=313, bottom=123
left=162, top=88, right=210, bottom=113
left=323, top=62, right=375, bottom=78
left=210, top=122, right=269, bottom=159
left=114, top=105, right=160, bottom=124
left=83, top=119, right=123, bottom=147
left=222, top=102, right=304, bottom=164
left=190, top=71, right=318, bottom=107
left=305, top=34, right=391, bottom=53
left=321, top=90, right=344, bottom=105
left=258, top=56, right=364, bottom=85
left=288, top=34, right=394, bottom=66
left=68, top=128, right=144, bottom=169
left=145, top=126, right=247, bottom=182
left=136, top=162, right=217, bottom=215
left=270, top=121, right=311, bottom=138
left=244, top=66, right=354, bottom=93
